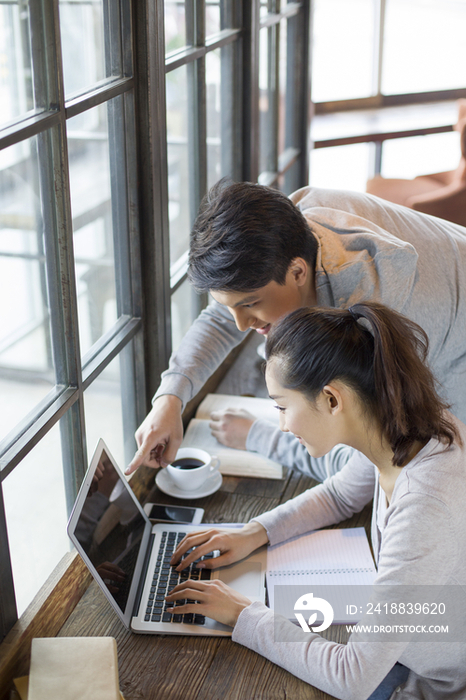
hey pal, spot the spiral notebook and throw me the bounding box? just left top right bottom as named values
left=267, top=527, right=377, bottom=624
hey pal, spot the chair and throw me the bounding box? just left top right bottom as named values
left=366, top=100, right=466, bottom=227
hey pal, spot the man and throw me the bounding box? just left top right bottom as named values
left=126, top=180, right=466, bottom=479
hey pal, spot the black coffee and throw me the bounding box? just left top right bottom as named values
left=171, top=458, right=205, bottom=470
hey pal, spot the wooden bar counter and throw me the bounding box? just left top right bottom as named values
left=21, top=464, right=371, bottom=700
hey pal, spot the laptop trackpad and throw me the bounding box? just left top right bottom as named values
left=214, top=561, right=263, bottom=598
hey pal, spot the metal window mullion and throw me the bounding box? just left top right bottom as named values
left=285, top=0, right=312, bottom=191
left=124, top=91, right=142, bottom=319
left=187, top=1, right=207, bottom=318
left=229, top=0, right=243, bottom=183
left=38, top=121, right=88, bottom=510
left=217, top=1, right=241, bottom=183
left=41, top=1, right=88, bottom=508
left=28, top=0, right=48, bottom=111
left=0, top=485, right=17, bottom=641
left=266, top=22, right=279, bottom=175
left=107, top=94, right=132, bottom=317
left=0, top=388, right=80, bottom=480
left=134, top=0, right=171, bottom=405
left=65, top=77, right=134, bottom=119
left=103, top=0, right=123, bottom=78
left=0, top=111, right=61, bottom=151
left=372, top=0, right=387, bottom=97
left=242, top=0, right=260, bottom=181
left=187, top=0, right=207, bottom=217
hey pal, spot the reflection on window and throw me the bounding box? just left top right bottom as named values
left=206, top=45, right=234, bottom=188
left=311, top=0, right=374, bottom=103
left=310, top=142, right=373, bottom=193
left=381, top=132, right=460, bottom=180
left=0, top=137, right=56, bottom=443
left=259, top=25, right=276, bottom=176
left=166, top=65, right=190, bottom=265
left=0, top=2, right=38, bottom=127
left=171, top=279, right=194, bottom=352
left=382, top=0, right=466, bottom=95
left=59, top=0, right=106, bottom=98
left=165, top=0, right=187, bottom=54
left=278, top=18, right=287, bottom=157
left=84, top=345, right=130, bottom=469
left=206, top=0, right=220, bottom=35
left=67, top=104, right=118, bottom=356
left=3, top=420, right=68, bottom=616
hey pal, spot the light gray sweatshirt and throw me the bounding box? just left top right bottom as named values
left=155, top=188, right=466, bottom=480
left=231, top=415, right=466, bottom=700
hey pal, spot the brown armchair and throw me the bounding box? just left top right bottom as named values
left=366, top=100, right=466, bottom=227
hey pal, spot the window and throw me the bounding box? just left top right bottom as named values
left=0, top=0, right=313, bottom=640
left=310, top=0, right=466, bottom=190
left=162, top=0, right=312, bottom=352
left=0, top=0, right=144, bottom=636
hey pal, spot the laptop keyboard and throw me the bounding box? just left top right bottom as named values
left=144, top=531, right=214, bottom=625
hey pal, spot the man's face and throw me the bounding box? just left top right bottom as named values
left=210, top=275, right=306, bottom=335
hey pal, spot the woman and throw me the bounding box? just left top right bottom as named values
left=166, top=302, right=466, bottom=700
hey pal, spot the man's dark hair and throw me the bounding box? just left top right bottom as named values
left=188, top=179, right=318, bottom=292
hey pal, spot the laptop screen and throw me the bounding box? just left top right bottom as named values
left=70, top=446, right=147, bottom=613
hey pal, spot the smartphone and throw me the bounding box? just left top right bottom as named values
left=143, top=502, right=204, bottom=524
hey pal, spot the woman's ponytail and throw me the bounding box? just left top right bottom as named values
left=266, top=302, right=459, bottom=466
left=347, top=304, right=458, bottom=465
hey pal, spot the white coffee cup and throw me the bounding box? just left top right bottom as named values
left=166, top=448, right=220, bottom=492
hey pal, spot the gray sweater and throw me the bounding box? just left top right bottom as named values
left=155, top=188, right=466, bottom=480
left=231, top=415, right=466, bottom=700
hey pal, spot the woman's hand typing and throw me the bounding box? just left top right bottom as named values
left=170, top=521, right=268, bottom=572
left=165, top=578, right=251, bottom=627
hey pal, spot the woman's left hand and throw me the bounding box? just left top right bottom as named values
left=165, top=579, right=251, bottom=627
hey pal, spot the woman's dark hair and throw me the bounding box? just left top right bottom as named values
left=265, top=302, right=460, bottom=467
left=188, top=179, right=318, bottom=292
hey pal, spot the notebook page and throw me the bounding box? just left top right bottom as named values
left=267, top=528, right=375, bottom=577
left=267, top=528, right=377, bottom=620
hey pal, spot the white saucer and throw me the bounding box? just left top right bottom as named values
left=155, top=468, right=223, bottom=500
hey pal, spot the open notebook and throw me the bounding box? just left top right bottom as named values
left=181, top=394, right=283, bottom=479
left=267, top=527, right=377, bottom=624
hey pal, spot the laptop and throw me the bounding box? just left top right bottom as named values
left=67, top=439, right=267, bottom=636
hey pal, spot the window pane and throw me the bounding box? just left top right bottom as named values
left=84, top=343, right=134, bottom=469
left=0, top=137, right=55, bottom=443
left=3, top=421, right=68, bottom=616
left=278, top=18, right=287, bottom=157
left=259, top=26, right=277, bottom=176
left=165, top=0, right=187, bottom=54
left=260, top=0, right=276, bottom=18
left=310, top=143, right=373, bottom=192
left=166, top=65, right=190, bottom=264
left=382, top=0, right=466, bottom=95
left=0, top=1, right=46, bottom=128
left=381, top=132, right=460, bottom=180
left=206, top=0, right=220, bottom=34
left=67, top=103, right=118, bottom=357
left=206, top=45, right=234, bottom=188
left=312, top=0, right=374, bottom=102
left=171, top=280, right=196, bottom=352
left=59, top=0, right=122, bottom=99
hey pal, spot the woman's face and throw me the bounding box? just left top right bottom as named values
left=265, top=358, right=341, bottom=459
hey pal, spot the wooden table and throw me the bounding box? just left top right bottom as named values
left=57, top=466, right=372, bottom=700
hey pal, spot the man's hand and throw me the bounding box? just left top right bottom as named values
left=209, top=408, right=256, bottom=450
left=125, top=395, right=183, bottom=475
